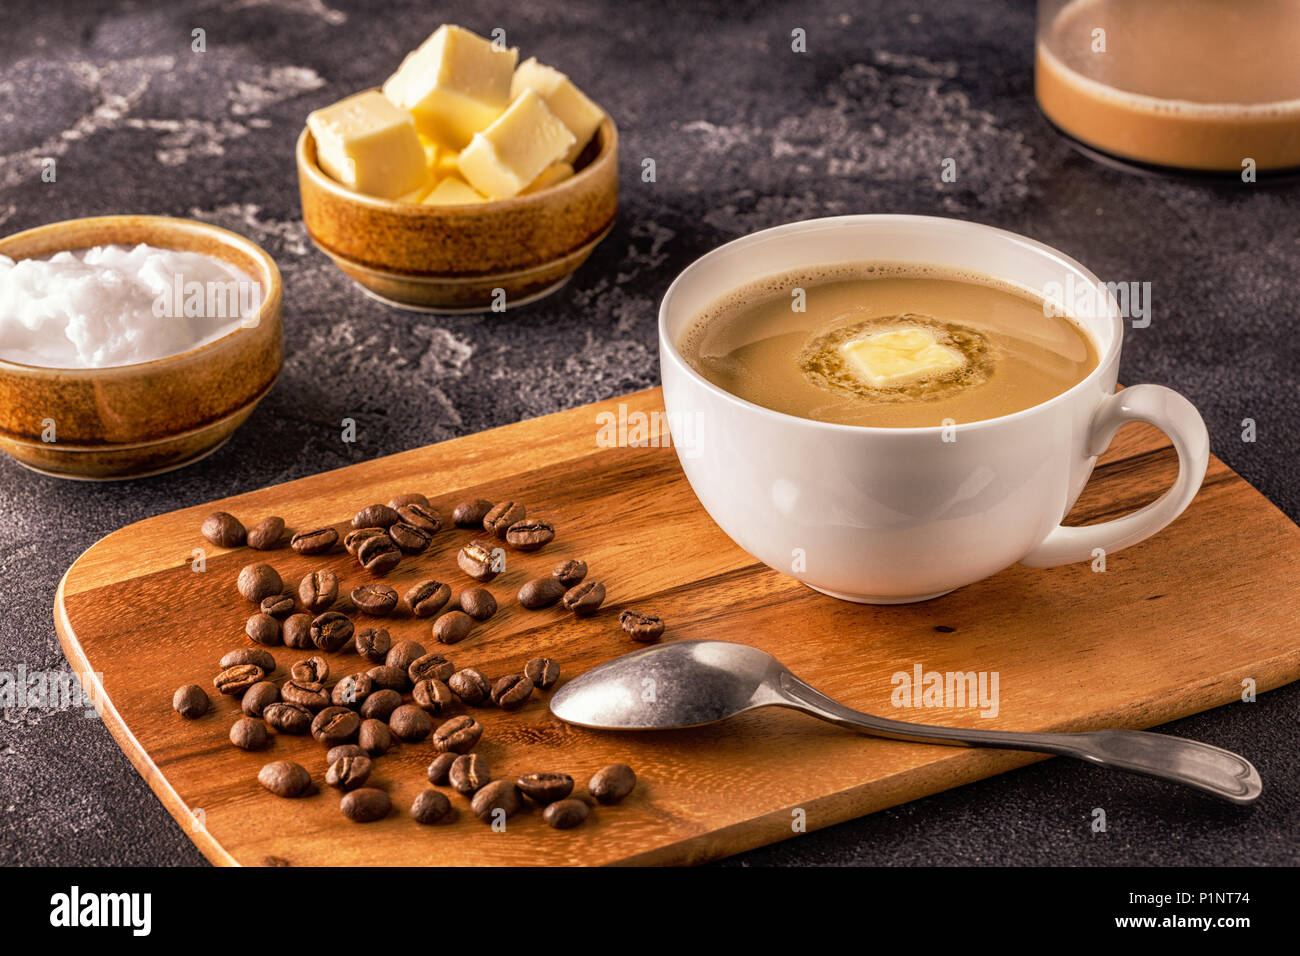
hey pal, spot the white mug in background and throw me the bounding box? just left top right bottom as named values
left=658, top=215, right=1209, bottom=604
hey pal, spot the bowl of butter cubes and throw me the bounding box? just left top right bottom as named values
left=297, top=24, right=618, bottom=312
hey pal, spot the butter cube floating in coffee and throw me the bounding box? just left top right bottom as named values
left=307, top=91, right=429, bottom=200
left=840, top=328, right=965, bottom=386
left=511, top=58, right=605, bottom=164
left=457, top=89, right=575, bottom=199
left=382, top=24, right=517, bottom=149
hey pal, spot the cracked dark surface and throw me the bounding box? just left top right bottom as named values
left=1, top=0, right=1296, bottom=866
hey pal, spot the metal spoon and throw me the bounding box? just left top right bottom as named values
left=549, top=640, right=1261, bottom=805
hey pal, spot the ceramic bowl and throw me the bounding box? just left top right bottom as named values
left=297, top=114, right=618, bottom=312
left=0, top=215, right=283, bottom=480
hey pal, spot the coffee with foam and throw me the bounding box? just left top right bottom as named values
left=679, top=263, right=1098, bottom=428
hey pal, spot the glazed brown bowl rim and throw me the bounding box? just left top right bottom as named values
left=0, top=215, right=282, bottom=378
left=296, top=112, right=619, bottom=216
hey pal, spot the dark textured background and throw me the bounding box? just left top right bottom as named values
left=1, top=0, right=1297, bottom=866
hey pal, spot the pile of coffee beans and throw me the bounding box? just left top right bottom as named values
left=183, top=493, right=651, bottom=833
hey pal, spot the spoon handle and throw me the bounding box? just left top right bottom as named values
left=777, top=673, right=1261, bottom=805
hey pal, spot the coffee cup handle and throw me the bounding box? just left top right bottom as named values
left=1020, top=384, right=1210, bottom=568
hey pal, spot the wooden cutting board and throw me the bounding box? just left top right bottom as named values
left=55, top=387, right=1300, bottom=866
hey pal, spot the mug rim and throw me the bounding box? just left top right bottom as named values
left=658, top=213, right=1123, bottom=435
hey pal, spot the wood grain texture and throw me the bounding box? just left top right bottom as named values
left=54, top=387, right=1300, bottom=866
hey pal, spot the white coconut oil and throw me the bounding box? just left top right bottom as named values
left=0, top=243, right=264, bottom=368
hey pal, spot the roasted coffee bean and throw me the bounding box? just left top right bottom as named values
left=459, top=587, right=497, bottom=621
left=483, top=501, right=525, bottom=539
left=366, top=665, right=409, bottom=693
left=517, top=577, right=564, bottom=610
left=310, top=612, right=354, bottom=652
left=354, top=627, right=392, bottom=663
left=202, top=511, right=246, bottom=548
left=388, top=491, right=429, bottom=510
left=290, top=656, right=329, bottom=684
left=281, top=679, right=330, bottom=711
left=491, top=673, right=534, bottom=710
left=298, top=570, right=339, bottom=613
left=341, top=787, right=391, bottom=822
left=562, top=580, right=605, bottom=616
left=543, top=798, right=590, bottom=829
left=449, top=753, right=491, bottom=795
left=327, top=744, right=365, bottom=763
left=260, top=593, right=296, bottom=619
left=353, top=504, right=402, bottom=529
left=524, top=658, right=561, bottom=691
left=409, top=653, right=455, bottom=684
left=173, top=684, right=209, bottom=718
left=331, top=673, right=373, bottom=707
left=433, top=610, right=473, bottom=645
left=263, top=702, right=313, bottom=735
left=505, top=518, right=555, bottom=551
left=245, top=612, right=282, bottom=646
left=241, top=681, right=280, bottom=717
left=452, top=498, right=493, bottom=528
left=411, top=788, right=452, bottom=824
left=359, top=688, right=402, bottom=721
left=395, top=502, right=441, bottom=533
left=214, top=664, right=265, bottom=696
left=427, top=753, right=458, bottom=785
left=237, top=563, right=282, bottom=604
left=413, top=678, right=454, bottom=715
left=283, top=613, right=313, bottom=649
left=357, top=533, right=402, bottom=574
left=385, top=640, right=427, bottom=673
left=358, top=718, right=393, bottom=756
left=344, top=527, right=387, bottom=556
left=220, top=648, right=276, bottom=672
left=590, top=763, right=636, bottom=804
left=247, top=516, right=285, bottom=550
left=516, top=772, right=574, bottom=804
left=619, top=610, right=665, bottom=642
left=471, top=780, right=521, bottom=822
left=351, top=583, right=399, bottom=616
left=259, top=760, right=311, bottom=797
left=552, top=559, right=588, bottom=587
left=406, top=580, right=451, bottom=618
left=457, top=539, right=502, bottom=582
left=389, top=704, right=433, bottom=742
left=432, top=715, right=484, bottom=754
left=230, top=716, right=269, bottom=750
left=326, top=754, right=372, bottom=790
left=448, top=669, right=491, bottom=705
left=311, top=706, right=361, bottom=746
left=388, top=521, right=432, bottom=554
left=290, top=527, right=338, bottom=555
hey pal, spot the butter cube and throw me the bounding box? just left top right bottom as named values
left=397, top=178, right=436, bottom=204
left=457, top=90, right=575, bottom=199
left=308, top=91, right=428, bottom=199
left=422, top=175, right=486, bottom=206
left=510, top=58, right=604, bottom=163
left=521, top=161, right=574, bottom=194
left=421, top=138, right=441, bottom=168
left=436, top=150, right=461, bottom=177
left=382, top=24, right=517, bottom=149
left=840, top=328, right=964, bottom=386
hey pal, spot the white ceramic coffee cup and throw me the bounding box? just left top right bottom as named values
left=658, top=215, right=1209, bottom=603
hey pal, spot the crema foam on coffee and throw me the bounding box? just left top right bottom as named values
left=679, top=263, right=1099, bottom=428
